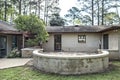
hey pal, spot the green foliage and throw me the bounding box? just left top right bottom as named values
left=104, top=12, right=120, bottom=25
left=65, top=0, right=120, bottom=25
left=49, top=13, right=65, bottom=26
left=0, top=0, right=13, bottom=21
left=0, top=0, right=59, bottom=23
left=7, top=48, right=21, bottom=58
left=25, top=39, right=38, bottom=47
left=14, top=14, right=48, bottom=46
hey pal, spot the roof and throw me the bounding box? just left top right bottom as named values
left=100, top=25, right=120, bottom=32
left=46, top=25, right=109, bottom=33
left=0, top=20, right=17, bottom=31
left=0, top=20, right=22, bottom=34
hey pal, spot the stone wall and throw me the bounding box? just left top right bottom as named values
left=33, top=50, right=109, bottom=75
left=21, top=48, right=43, bottom=58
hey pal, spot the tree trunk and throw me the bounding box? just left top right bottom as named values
left=4, top=0, right=7, bottom=21
left=92, top=0, right=94, bottom=25
left=29, top=0, right=31, bottom=14
left=35, top=4, right=37, bottom=15
left=97, top=0, right=99, bottom=25
left=101, top=0, right=104, bottom=25
left=38, top=6, right=41, bottom=18
left=19, top=0, right=22, bottom=15
left=44, top=0, right=48, bottom=25
left=23, top=0, right=27, bottom=15
left=38, top=0, right=41, bottom=18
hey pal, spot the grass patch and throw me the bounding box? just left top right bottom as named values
left=0, top=61, right=120, bottom=80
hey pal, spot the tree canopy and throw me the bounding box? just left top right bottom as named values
left=65, top=0, right=120, bottom=25
left=49, top=13, right=65, bottom=26
left=14, top=14, right=48, bottom=46
left=0, top=0, right=59, bottom=25
left=1, top=0, right=120, bottom=26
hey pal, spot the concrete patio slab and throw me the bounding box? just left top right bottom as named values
left=0, top=58, right=32, bottom=69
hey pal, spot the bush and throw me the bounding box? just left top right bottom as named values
left=14, top=15, right=48, bottom=47
left=7, top=48, right=21, bottom=58
left=25, top=39, right=38, bottom=47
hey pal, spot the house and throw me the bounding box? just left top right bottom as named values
left=43, top=25, right=120, bottom=59
left=0, top=20, right=22, bottom=58
left=1, top=20, right=120, bottom=59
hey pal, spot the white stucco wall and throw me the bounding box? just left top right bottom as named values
left=43, top=34, right=54, bottom=51
left=102, top=30, right=118, bottom=50
left=43, top=33, right=101, bottom=52
left=62, top=33, right=101, bottom=52
left=118, top=29, right=120, bottom=59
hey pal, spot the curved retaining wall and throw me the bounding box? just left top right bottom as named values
left=21, top=48, right=43, bottom=58
left=33, top=51, right=109, bottom=75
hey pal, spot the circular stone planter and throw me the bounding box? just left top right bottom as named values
left=33, top=51, right=109, bottom=75
left=21, top=48, right=43, bottom=58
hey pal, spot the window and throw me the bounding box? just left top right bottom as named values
left=12, top=35, right=17, bottom=49
left=78, top=35, right=86, bottom=43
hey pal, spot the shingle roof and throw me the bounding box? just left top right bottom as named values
left=0, top=20, right=17, bottom=31
left=0, top=20, right=22, bottom=34
left=46, top=25, right=109, bottom=33
left=100, top=25, right=120, bottom=32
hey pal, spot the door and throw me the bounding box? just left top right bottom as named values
left=0, top=36, right=7, bottom=58
left=54, top=34, right=61, bottom=51
left=103, top=34, right=109, bottom=49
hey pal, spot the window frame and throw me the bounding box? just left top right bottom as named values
left=78, top=35, right=86, bottom=43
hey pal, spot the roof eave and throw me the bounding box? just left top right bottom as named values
left=99, top=26, right=120, bottom=32
left=48, top=31, right=100, bottom=33
left=0, top=30, right=23, bottom=35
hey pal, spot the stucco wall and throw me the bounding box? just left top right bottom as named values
left=43, top=33, right=101, bottom=52
left=62, top=33, right=100, bottom=52
left=101, top=30, right=119, bottom=60
left=43, top=34, right=54, bottom=51
left=118, top=29, right=120, bottom=59
left=102, top=30, right=118, bottom=50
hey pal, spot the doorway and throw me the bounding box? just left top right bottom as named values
left=0, top=36, right=7, bottom=58
left=103, top=34, right=109, bottom=49
left=54, top=34, right=61, bottom=51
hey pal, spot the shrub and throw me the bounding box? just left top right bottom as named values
left=25, top=39, right=38, bottom=47
left=7, top=48, right=21, bottom=58
left=14, top=14, right=48, bottom=47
